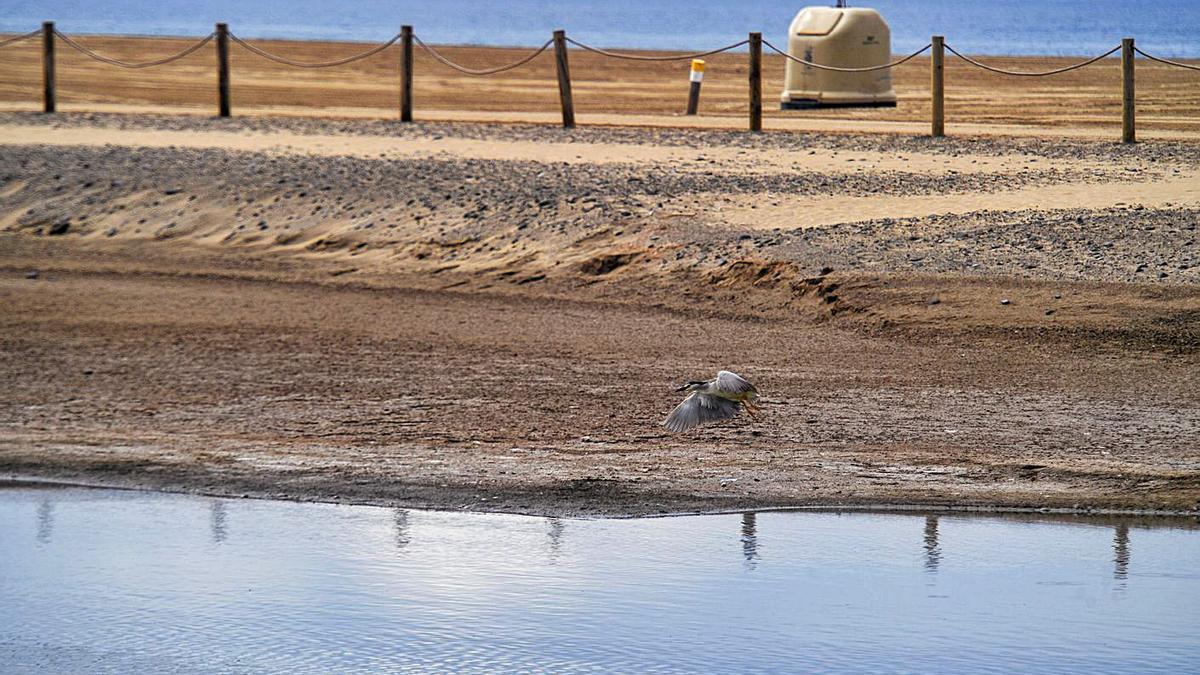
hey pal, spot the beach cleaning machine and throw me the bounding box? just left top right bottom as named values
left=779, top=1, right=898, bottom=109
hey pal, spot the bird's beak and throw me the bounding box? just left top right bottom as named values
left=675, top=384, right=690, bottom=392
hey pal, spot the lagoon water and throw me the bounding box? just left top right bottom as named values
left=2, top=0, right=1199, bottom=57
left=2, top=485, right=1199, bottom=673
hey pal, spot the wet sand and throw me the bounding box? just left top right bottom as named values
left=1, top=112, right=1198, bottom=516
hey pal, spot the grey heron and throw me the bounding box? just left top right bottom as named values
left=664, top=370, right=760, bottom=433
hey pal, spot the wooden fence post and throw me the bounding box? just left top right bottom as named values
left=42, top=21, right=55, bottom=113
left=400, top=25, right=413, bottom=122
left=1122, top=37, right=1135, bottom=143
left=552, top=29, right=575, bottom=129
left=748, top=32, right=762, bottom=132
left=931, top=35, right=945, bottom=137
left=216, top=22, right=230, bottom=117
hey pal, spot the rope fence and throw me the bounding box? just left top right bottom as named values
left=5, top=22, right=1199, bottom=141
left=1134, top=46, right=1200, bottom=72
left=0, top=28, right=40, bottom=49
left=564, top=36, right=748, bottom=62
left=764, top=39, right=930, bottom=72
left=944, top=43, right=1121, bottom=76
left=229, top=32, right=401, bottom=68
left=414, top=35, right=552, bottom=76
left=55, top=29, right=214, bottom=69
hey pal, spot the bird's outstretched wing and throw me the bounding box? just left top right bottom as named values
left=715, top=370, right=757, bottom=395
left=664, top=393, right=741, bottom=432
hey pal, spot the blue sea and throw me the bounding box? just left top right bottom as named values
left=2, top=0, right=1198, bottom=57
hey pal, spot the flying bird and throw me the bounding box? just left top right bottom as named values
left=664, top=370, right=760, bottom=433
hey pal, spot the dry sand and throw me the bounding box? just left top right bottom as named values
left=1, top=107, right=1198, bottom=516
left=1, top=34, right=1199, bottom=138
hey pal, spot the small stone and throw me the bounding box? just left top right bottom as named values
left=1045, top=309, right=1056, bottom=316
left=1000, top=298, right=1011, bottom=305
left=820, top=266, right=834, bottom=276
left=927, top=297, right=940, bottom=306
left=24, top=270, right=39, bottom=280
left=47, top=220, right=69, bottom=236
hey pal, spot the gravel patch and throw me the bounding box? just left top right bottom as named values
left=2, top=142, right=1129, bottom=238
left=677, top=206, right=1200, bottom=284
left=1, top=138, right=1195, bottom=287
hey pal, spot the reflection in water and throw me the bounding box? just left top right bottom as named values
left=546, top=517, right=565, bottom=562
left=923, top=516, right=941, bottom=573
left=209, top=501, right=228, bottom=544
left=394, top=509, right=410, bottom=551
left=741, top=513, right=758, bottom=569
left=4, top=487, right=1199, bottom=674
left=1114, top=524, right=1130, bottom=581
left=36, top=498, right=54, bottom=544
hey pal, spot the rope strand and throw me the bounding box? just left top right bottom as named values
left=229, top=32, right=400, bottom=68
left=54, top=30, right=214, bottom=68
left=763, top=39, right=929, bottom=72
left=564, top=37, right=749, bottom=61
left=413, top=36, right=552, bottom=75
left=1133, top=47, right=1200, bottom=72
left=944, top=43, right=1120, bottom=76
left=0, top=29, right=40, bottom=49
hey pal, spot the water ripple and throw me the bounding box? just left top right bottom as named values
left=2, top=487, right=1199, bottom=674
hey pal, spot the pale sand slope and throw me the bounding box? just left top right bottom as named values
left=4, top=103, right=1199, bottom=141
left=0, top=123, right=1091, bottom=172
left=2, top=124, right=1196, bottom=230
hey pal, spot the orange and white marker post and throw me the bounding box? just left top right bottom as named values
left=686, top=59, right=705, bottom=115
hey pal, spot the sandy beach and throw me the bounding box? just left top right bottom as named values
left=1, top=34, right=1199, bottom=136
left=0, top=34, right=1198, bottom=516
